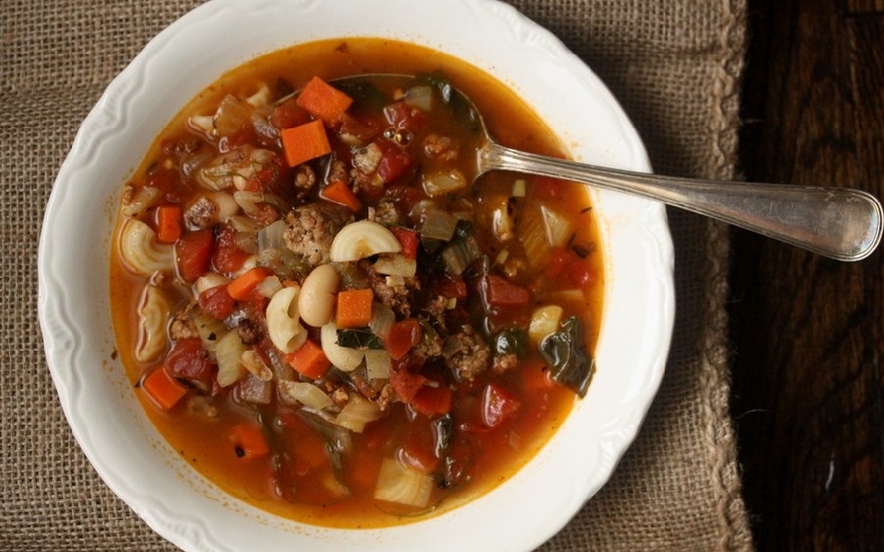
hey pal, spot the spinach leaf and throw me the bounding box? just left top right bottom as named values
left=538, top=316, right=594, bottom=398
left=336, top=328, right=383, bottom=351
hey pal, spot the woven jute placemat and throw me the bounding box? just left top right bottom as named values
left=0, top=0, right=754, bottom=550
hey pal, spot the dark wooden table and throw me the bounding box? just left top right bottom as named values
left=730, top=0, right=884, bottom=550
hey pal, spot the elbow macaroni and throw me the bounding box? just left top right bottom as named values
left=119, top=218, right=174, bottom=276
left=135, top=283, right=170, bottom=364
left=265, top=286, right=307, bottom=354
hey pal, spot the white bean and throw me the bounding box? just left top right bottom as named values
left=299, top=264, right=339, bottom=327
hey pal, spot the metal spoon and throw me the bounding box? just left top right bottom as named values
left=338, top=74, right=883, bottom=261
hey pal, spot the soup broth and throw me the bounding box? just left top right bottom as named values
left=110, top=38, right=603, bottom=528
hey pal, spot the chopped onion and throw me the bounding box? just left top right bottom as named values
left=541, top=205, right=574, bottom=248
left=420, top=208, right=458, bottom=242
left=215, top=330, right=247, bottom=387
left=519, top=206, right=552, bottom=268
left=213, top=94, right=252, bottom=137
left=364, top=349, right=392, bottom=380
left=368, top=303, right=396, bottom=343
left=441, top=236, right=481, bottom=275
left=404, top=85, right=434, bottom=111
left=373, top=254, right=417, bottom=278
left=241, top=350, right=273, bottom=381
left=257, top=219, right=287, bottom=251
left=236, top=372, right=273, bottom=405
left=255, top=274, right=283, bottom=298
left=335, top=395, right=382, bottom=433
left=374, top=458, right=434, bottom=507
left=512, top=178, right=527, bottom=198
left=278, top=380, right=334, bottom=410
left=422, top=169, right=468, bottom=197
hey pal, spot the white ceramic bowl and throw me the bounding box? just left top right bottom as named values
left=38, top=0, right=674, bottom=550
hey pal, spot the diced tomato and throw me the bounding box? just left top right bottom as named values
left=164, top=337, right=217, bottom=392
left=212, top=225, right=250, bottom=274
left=175, top=228, right=215, bottom=283
left=437, top=275, right=468, bottom=300
left=384, top=318, right=423, bottom=361
left=198, top=284, right=236, bottom=320
left=269, top=97, right=310, bottom=130
left=243, top=155, right=287, bottom=195
left=481, top=383, right=520, bottom=428
left=411, top=382, right=452, bottom=417
left=389, top=361, right=429, bottom=403
left=481, top=274, right=530, bottom=307
left=383, top=100, right=427, bottom=131
left=389, top=227, right=419, bottom=259
left=545, top=247, right=597, bottom=288
left=375, top=138, right=413, bottom=184
left=222, top=125, right=260, bottom=151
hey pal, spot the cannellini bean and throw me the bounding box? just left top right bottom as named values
left=329, top=220, right=402, bottom=262
left=265, top=286, right=308, bottom=353
left=320, top=321, right=364, bottom=372
left=298, top=264, right=339, bottom=327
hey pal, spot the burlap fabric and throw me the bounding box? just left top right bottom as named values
left=0, top=0, right=754, bottom=550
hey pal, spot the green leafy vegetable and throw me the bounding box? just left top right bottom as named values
left=538, top=316, right=594, bottom=397
left=336, top=328, right=384, bottom=351
left=492, top=328, right=528, bottom=358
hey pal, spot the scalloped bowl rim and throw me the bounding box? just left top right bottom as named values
left=37, top=0, right=675, bottom=550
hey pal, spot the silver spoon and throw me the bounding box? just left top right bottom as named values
left=337, top=74, right=883, bottom=262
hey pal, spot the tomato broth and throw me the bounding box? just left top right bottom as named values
left=110, top=38, right=603, bottom=528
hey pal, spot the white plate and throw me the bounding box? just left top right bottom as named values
left=38, top=0, right=674, bottom=550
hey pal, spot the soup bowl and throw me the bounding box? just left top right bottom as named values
left=38, top=0, right=674, bottom=550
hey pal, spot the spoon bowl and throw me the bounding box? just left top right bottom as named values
left=336, top=73, right=883, bottom=262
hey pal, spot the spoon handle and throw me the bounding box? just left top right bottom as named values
left=482, top=143, right=883, bottom=261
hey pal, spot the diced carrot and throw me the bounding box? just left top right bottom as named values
left=227, top=267, right=272, bottom=301
left=281, top=119, right=332, bottom=167
left=335, top=288, right=374, bottom=329
left=284, top=339, right=331, bottom=379
left=295, top=76, right=354, bottom=124
left=155, top=205, right=182, bottom=243
left=141, top=367, right=187, bottom=411
left=229, top=423, right=270, bottom=460
left=320, top=180, right=362, bottom=212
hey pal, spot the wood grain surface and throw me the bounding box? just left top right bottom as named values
left=731, top=0, right=884, bottom=550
